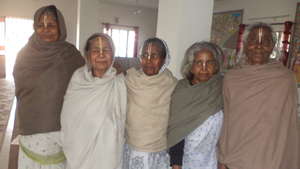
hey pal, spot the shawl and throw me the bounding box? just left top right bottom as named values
left=167, top=74, right=223, bottom=148
left=218, top=62, right=299, bottom=169
left=126, top=68, right=177, bottom=152
left=13, top=5, right=84, bottom=135
left=61, top=66, right=126, bottom=169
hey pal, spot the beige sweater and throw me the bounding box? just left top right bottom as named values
left=125, top=68, right=177, bottom=152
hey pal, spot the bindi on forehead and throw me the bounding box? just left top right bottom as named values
left=96, top=37, right=103, bottom=49
left=148, top=42, right=153, bottom=50
left=248, top=27, right=273, bottom=43
left=38, top=14, right=57, bottom=27
left=258, top=27, right=263, bottom=43
left=146, top=43, right=162, bottom=53
left=195, top=50, right=214, bottom=59
left=252, top=27, right=272, bottom=36
left=92, top=37, right=105, bottom=46
left=43, top=15, right=48, bottom=27
left=90, top=37, right=111, bottom=50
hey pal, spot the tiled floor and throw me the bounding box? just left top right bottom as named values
left=0, top=79, right=14, bottom=150
left=0, top=99, right=17, bottom=169
left=0, top=79, right=16, bottom=169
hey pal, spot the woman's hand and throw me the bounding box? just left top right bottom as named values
left=218, top=162, right=227, bottom=169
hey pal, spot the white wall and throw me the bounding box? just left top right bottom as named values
left=0, top=0, right=78, bottom=44
left=157, top=0, right=214, bottom=78
left=78, top=0, right=157, bottom=54
left=214, top=0, right=297, bottom=26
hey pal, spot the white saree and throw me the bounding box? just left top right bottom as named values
left=61, top=65, right=127, bottom=169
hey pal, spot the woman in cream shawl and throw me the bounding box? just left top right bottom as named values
left=167, top=42, right=224, bottom=169
left=123, top=37, right=177, bottom=169
left=218, top=23, right=299, bottom=169
left=13, top=5, right=84, bottom=169
left=61, top=33, right=126, bottom=169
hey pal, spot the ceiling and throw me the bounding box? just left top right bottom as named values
left=99, top=0, right=223, bottom=10
left=100, top=0, right=159, bottom=9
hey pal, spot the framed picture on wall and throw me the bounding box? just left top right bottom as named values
left=211, top=10, right=243, bottom=71
left=290, top=3, right=300, bottom=84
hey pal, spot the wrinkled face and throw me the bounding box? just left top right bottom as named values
left=140, top=43, right=165, bottom=76
left=191, top=49, right=218, bottom=84
left=245, top=27, right=274, bottom=65
left=87, top=37, right=113, bottom=77
left=36, top=13, right=60, bottom=42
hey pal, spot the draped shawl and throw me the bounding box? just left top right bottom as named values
left=218, top=62, right=299, bottom=169
left=13, top=5, right=84, bottom=135
left=167, top=74, right=223, bottom=148
left=126, top=68, right=177, bottom=152
left=61, top=66, right=126, bottom=169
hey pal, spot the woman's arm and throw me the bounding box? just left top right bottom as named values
left=169, top=139, right=185, bottom=169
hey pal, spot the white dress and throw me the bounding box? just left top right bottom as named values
left=61, top=66, right=126, bottom=169
left=18, top=131, right=65, bottom=169
left=182, top=111, right=223, bottom=169
left=123, top=144, right=170, bottom=169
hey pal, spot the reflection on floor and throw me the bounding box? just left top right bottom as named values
left=0, top=79, right=14, bottom=150
left=0, top=79, right=17, bottom=169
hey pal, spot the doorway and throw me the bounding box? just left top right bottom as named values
left=2, top=17, right=33, bottom=81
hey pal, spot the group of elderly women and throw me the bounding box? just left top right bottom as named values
left=13, top=5, right=299, bottom=169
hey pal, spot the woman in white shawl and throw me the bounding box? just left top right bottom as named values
left=123, top=37, right=177, bottom=169
left=61, top=33, right=126, bottom=169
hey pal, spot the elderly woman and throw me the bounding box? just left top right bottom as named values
left=218, top=23, right=299, bottom=169
left=167, top=42, right=224, bottom=169
left=123, top=37, right=177, bottom=169
left=13, top=5, right=84, bottom=169
left=60, top=33, right=126, bottom=169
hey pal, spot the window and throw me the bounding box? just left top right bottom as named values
left=0, top=17, right=5, bottom=55
left=270, top=31, right=285, bottom=59
left=103, top=23, right=138, bottom=58
left=0, top=17, right=33, bottom=80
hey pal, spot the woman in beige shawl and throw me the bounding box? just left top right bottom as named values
left=61, top=33, right=126, bottom=169
left=123, top=37, right=177, bottom=169
left=218, top=23, right=299, bottom=169
left=13, top=5, right=84, bottom=169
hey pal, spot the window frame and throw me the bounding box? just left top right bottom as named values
left=102, top=23, right=139, bottom=58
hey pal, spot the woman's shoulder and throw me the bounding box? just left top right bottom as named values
left=61, top=42, right=85, bottom=66
left=177, top=78, right=187, bottom=84
left=115, top=73, right=125, bottom=82
left=164, top=68, right=178, bottom=83
left=63, top=41, right=77, bottom=49
left=170, top=79, right=188, bottom=93
left=125, top=67, right=140, bottom=81
left=60, top=42, right=82, bottom=56
left=126, top=67, right=138, bottom=75
left=70, top=66, right=86, bottom=80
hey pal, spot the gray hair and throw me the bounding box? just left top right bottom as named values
left=236, top=22, right=279, bottom=65
left=181, top=41, right=224, bottom=79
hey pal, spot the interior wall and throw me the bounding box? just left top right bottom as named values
left=214, top=0, right=297, bottom=26
left=0, top=0, right=78, bottom=44
left=78, top=0, right=158, bottom=54
left=156, top=0, right=214, bottom=78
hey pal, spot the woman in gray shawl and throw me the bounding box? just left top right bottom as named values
left=167, top=42, right=224, bottom=169
left=13, top=5, right=84, bottom=169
